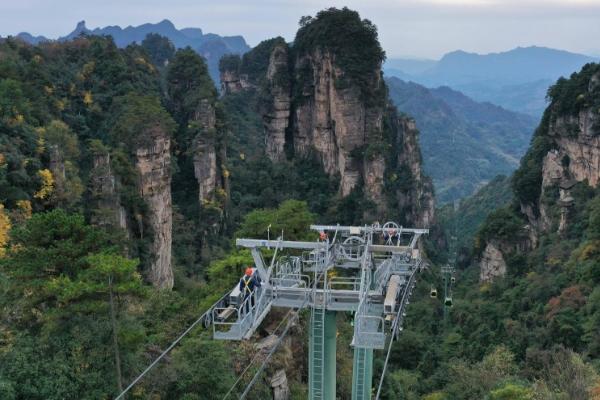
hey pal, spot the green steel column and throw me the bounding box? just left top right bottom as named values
left=323, top=311, right=337, bottom=400
left=309, top=310, right=337, bottom=400
left=351, top=348, right=374, bottom=400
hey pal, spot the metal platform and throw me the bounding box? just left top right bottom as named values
left=209, top=221, right=428, bottom=400
left=211, top=222, right=426, bottom=344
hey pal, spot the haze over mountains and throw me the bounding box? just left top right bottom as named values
left=7, top=23, right=594, bottom=202
left=13, top=19, right=250, bottom=84
left=12, top=22, right=597, bottom=117
left=385, top=46, right=598, bottom=116
left=387, top=77, right=537, bottom=203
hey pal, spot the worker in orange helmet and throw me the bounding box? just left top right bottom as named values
left=239, top=266, right=261, bottom=313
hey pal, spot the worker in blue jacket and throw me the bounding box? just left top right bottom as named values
left=239, top=267, right=261, bottom=313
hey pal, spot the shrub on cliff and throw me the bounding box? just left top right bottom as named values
left=240, top=37, right=287, bottom=84
left=109, top=93, right=176, bottom=148
left=166, top=48, right=217, bottom=124
left=293, top=7, right=385, bottom=101
left=141, top=33, right=175, bottom=67
left=547, top=62, right=600, bottom=118
left=474, top=207, right=524, bottom=254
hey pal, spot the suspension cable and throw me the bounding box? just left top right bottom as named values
left=114, top=305, right=214, bottom=400
left=231, top=261, right=327, bottom=399
left=222, top=304, right=296, bottom=400
left=374, top=268, right=417, bottom=400
left=238, top=309, right=297, bottom=399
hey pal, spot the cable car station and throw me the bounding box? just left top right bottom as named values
left=209, top=222, right=429, bottom=400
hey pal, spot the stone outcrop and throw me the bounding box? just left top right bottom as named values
left=218, top=29, right=435, bottom=227
left=192, top=99, right=221, bottom=203
left=270, top=369, right=290, bottom=400
left=263, top=43, right=291, bottom=161
left=89, top=151, right=128, bottom=233
left=220, top=69, right=255, bottom=95
left=480, top=241, right=507, bottom=283
left=551, top=112, right=600, bottom=187
left=396, top=117, right=436, bottom=228
left=220, top=69, right=243, bottom=94
left=523, top=70, right=600, bottom=236
left=135, top=126, right=173, bottom=290
left=480, top=69, right=599, bottom=281
left=478, top=233, right=533, bottom=282
left=292, top=49, right=384, bottom=200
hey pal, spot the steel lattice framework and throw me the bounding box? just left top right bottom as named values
left=209, top=222, right=428, bottom=400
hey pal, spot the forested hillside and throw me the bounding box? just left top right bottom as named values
left=3, top=5, right=599, bottom=400
left=383, top=63, right=600, bottom=399
left=0, top=34, right=242, bottom=399
left=387, top=77, right=536, bottom=202
left=14, top=19, right=250, bottom=85
left=0, top=8, right=436, bottom=399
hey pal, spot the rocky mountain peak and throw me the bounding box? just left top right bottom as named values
left=219, top=8, right=434, bottom=226
left=74, top=20, right=88, bottom=34
left=479, top=63, right=600, bottom=282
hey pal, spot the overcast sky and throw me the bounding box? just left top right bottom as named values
left=1, top=0, right=600, bottom=59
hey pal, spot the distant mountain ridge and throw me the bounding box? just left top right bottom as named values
left=385, top=46, right=599, bottom=116
left=15, top=32, right=49, bottom=45
left=13, top=19, right=250, bottom=84
left=386, top=76, right=537, bottom=202
left=428, top=46, right=596, bottom=84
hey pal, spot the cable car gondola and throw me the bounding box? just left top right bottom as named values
left=444, top=297, right=453, bottom=307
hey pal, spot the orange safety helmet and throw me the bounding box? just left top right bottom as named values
left=245, top=267, right=253, bottom=276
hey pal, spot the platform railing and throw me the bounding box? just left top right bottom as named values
left=354, top=314, right=386, bottom=349
left=327, top=276, right=361, bottom=291
left=212, top=286, right=269, bottom=340
left=270, top=273, right=311, bottom=289
left=373, top=258, right=393, bottom=292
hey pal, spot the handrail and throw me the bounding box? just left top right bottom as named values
left=327, top=276, right=361, bottom=291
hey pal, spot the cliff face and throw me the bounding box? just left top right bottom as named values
left=292, top=49, right=384, bottom=199
left=221, top=69, right=243, bottom=94
left=89, top=151, right=128, bottom=233
left=550, top=112, right=600, bottom=187
left=169, top=49, right=227, bottom=210
left=263, top=42, right=291, bottom=161
left=522, top=69, right=600, bottom=237
left=192, top=99, right=221, bottom=203
left=480, top=241, right=507, bottom=282
left=479, top=65, right=600, bottom=281
left=135, top=126, right=173, bottom=290
left=396, top=117, right=436, bottom=228
left=219, top=14, right=435, bottom=226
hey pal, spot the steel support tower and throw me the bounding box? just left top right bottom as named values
left=208, top=222, right=428, bottom=399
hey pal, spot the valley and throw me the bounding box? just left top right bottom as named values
left=1, top=5, right=599, bottom=400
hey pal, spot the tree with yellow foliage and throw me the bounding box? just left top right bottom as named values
left=83, top=91, right=93, bottom=106
left=34, top=169, right=54, bottom=199
left=0, top=203, right=10, bottom=257
left=42, top=121, right=83, bottom=207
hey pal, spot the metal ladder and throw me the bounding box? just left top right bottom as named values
left=352, top=348, right=368, bottom=399
left=309, top=269, right=327, bottom=399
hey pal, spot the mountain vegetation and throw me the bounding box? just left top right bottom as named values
left=385, top=62, right=600, bottom=399
left=0, top=8, right=432, bottom=398
left=2, top=6, right=600, bottom=400
left=12, top=19, right=250, bottom=85
left=387, top=77, right=536, bottom=202
left=438, top=175, right=512, bottom=252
